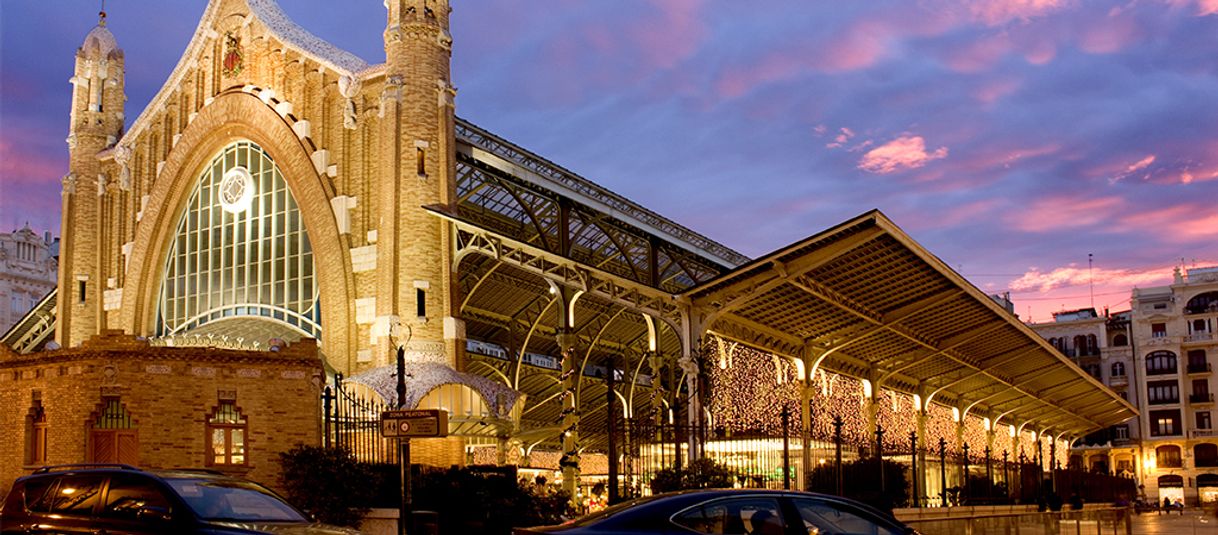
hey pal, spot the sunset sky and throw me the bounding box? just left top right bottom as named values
left=2, top=0, right=1216, bottom=323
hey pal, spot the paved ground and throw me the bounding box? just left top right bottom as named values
left=1130, top=510, right=1218, bottom=534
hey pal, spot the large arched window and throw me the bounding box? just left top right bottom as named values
left=1147, top=351, right=1178, bottom=375
left=157, top=141, right=319, bottom=339
left=1196, top=444, right=1218, bottom=467
left=1156, top=445, right=1182, bottom=468
left=1186, top=291, right=1218, bottom=314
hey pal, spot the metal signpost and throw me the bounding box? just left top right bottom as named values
left=381, top=409, right=448, bottom=535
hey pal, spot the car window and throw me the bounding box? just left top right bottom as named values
left=792, top=498, right=901, bottom=535
left=23, top=477, right=59, bottom=513
left=48, top=475, right=106, bottom=516
left=101, top=474, right=173, bottom=520
left=673, top=497, right=785, bottom=535
left=165, top=478, right=306, bottom=522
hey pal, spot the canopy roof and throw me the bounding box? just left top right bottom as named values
left=684, top=210, right=1137, bottom=436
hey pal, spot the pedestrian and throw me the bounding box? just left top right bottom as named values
left=1174, top=498, right=1184, bottom=515
left=1163, top=496, right=1171, bottom=515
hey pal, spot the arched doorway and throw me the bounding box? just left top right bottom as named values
left=1198, top=473, right=1218, bottom=504
left=1158, top=474, right=1184, bottom=506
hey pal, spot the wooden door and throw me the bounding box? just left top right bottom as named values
left=89, top=429, right=140, bottom=465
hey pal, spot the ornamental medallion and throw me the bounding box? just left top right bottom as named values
left=218, top=166, right=254, bottom=214
left=222, top=32, right=243, bottom=77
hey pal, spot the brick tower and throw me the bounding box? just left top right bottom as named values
left=374, top=0, right=463, bottom=368
left=58, top=10, right=125, bottom=347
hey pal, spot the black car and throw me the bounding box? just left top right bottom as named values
left=515, top=489, right=916, bottom=535
left=0, top=464, right=360, bottom=534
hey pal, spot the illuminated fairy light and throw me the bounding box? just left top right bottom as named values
left=705, top=334, right=996, bottom=455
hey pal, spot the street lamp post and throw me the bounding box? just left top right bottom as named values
left=938, top=437, right=947, bottom=507
left=910, top=431, right=919, bottom=508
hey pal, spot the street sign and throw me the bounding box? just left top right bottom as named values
left=380, top=409, right=449, bottom=438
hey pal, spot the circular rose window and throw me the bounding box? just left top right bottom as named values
left=218, top=166, right=254, bottom=214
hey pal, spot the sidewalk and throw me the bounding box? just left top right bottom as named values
left=1131, top=510, right=1217, bottom=534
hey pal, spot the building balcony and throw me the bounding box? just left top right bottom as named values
left=1188, top=362, right=1213, bottom=374
left=1190, top=393, right=1215, bottom=404
left=1109, top=375, right=1129, bottom=387
left=1184, top=333, right=1215, bottom=344
left=1150, top=398, right=1180, bottom=406
left=1146, top=367, right=1179, bottom=376
left=1193, top=429, right=1216, bottom=439
left=1103, top=347, right=1133, bottom=359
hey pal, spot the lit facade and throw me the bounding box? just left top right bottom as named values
left=0, top=225, right=58, bottom=335
left=1029, top=267, right=1218, bottom=506
left=2, top=0, right=1135, bottom=500
left=1130, top=267, right=1218, bottom=505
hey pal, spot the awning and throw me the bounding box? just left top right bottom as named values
left=683, top=210, right=1136, bottom=436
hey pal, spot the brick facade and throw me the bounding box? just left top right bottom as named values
left=0, top=331, right=322, bottom=496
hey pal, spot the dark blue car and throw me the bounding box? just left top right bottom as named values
left=515, top=489, right=917, bottom=535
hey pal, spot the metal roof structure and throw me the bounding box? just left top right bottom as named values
left=683, top=210, right=1137, bottom=436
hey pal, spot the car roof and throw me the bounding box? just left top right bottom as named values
left=575, top=488, right=900, bottom=530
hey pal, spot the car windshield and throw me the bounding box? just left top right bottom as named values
left=165, top=477, right=307, bottom=523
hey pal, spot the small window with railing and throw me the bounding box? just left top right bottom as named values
left=207, top=401, right=248, bottom=467
left=1152, top=323, right=1167, bottom=338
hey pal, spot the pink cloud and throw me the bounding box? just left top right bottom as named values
left=1010, top=264, right=1172, bottom=293
left=858, top=135, right=948, bottom=174
left=630, top=0, right=707, bottom=70
left=1162, top=0, right=1218, bottom=15
left=1108, top=154, right=1156, bottom=184
left=968, top=0, right=1071, bottom=25
left=943, top=33, right=1012, bottom=73
left=1011, top=195, right=1125, bottom=232
left=973, top=78, right=1022, bottom=104
left=1116, top=205, right=1218, bottom=241
left=1077, top=13, right=1142, bottom=54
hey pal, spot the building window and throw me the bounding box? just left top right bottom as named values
left=1150, top=409, right=1181, bottom=436
left=1188, top=350, right=1209, bottom=374
left=1148, top=380, right=1180, bottom=405
left=1196, top=444, right=1218, bottom=467
left=157, top=140, right=320, bottom=340
left=1085, top=364, right=1102, bottom=379
left=1152, top=323, right=1167, bottom=338
left=1146, top=351, right=1178, bottom=375
left=1156, top=445, right=1183, bottom=468
left=1113, top=333, right=1128, bottom=347
left=207, top=401, right=247, bottom=467
left=1192, top=379, right=1211, bottom=402
left=1113, top=425, right=1129, bottom=440
left=1194, top=319, right=1209, bottom=333
left=1111, top=362, right=1126, bottom=377
left=24, top=395, right=47, bottom=466
left=1185, top=291, right=1218, bottom=314
left=1198, top=411, right=1212, bottom=430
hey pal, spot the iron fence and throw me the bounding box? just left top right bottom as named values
left=321, top=373, right=399, bottom=464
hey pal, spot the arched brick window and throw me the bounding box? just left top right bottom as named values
left=24, top=393, right=47, bottom=466
left=207, top=400, right=248, bottom=467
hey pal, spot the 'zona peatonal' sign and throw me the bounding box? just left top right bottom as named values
left=380, top=409, right=449, bottom=438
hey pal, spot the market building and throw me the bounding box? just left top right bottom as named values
left=1, top=0, right=1136, bottom=500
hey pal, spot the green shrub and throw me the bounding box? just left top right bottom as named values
left=277, top=445, right=379, bottom=527
left=650, top=458, right=735, bottom=494
left=806, top=458, right=909, bottom=511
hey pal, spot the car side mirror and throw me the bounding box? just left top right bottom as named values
left=137, top=505, right=173, bottom=522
